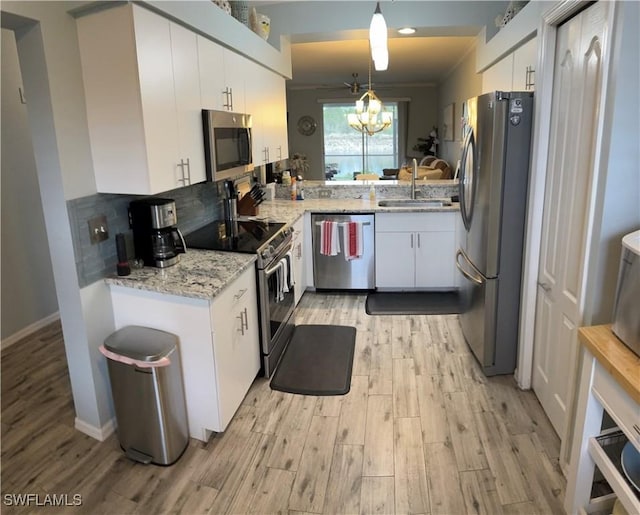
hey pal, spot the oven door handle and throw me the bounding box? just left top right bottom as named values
left=264, top=259, right=284, bottom=278
left=263, top=247, right=293, bottom=277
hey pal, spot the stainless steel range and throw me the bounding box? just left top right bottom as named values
left=184, top=219, right=295, bottom=376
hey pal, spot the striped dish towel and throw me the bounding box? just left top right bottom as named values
left=343, top=221, right=364, bottom=260
left=320, top=220, right=340, bottom=256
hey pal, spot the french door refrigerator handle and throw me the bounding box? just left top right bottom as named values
left=455, top=249, right=485, bottom=285
left=459, top=127, right=475, bottom=231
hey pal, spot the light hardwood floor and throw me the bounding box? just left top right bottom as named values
left=1, top=293, right=566, bottom=514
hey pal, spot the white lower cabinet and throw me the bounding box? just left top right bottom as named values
left=209, top=268, right=260, bottom=430
left=109, top=266, right=259, bottom=441
left=292, top=216, right=306, bottom=305
left=375, top=212, right=457, bottom=290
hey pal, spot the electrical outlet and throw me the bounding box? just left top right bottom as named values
left=319, top=190, right=332, bottom=198
left=88, top=215, right=109, bottom=244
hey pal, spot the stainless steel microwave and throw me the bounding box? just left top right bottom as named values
left=202, top=110, right=253, bottom=182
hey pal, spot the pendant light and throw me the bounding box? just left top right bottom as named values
left=369, top=2, right=388, bottom=71
left=347, top=52, right=392, bottom=136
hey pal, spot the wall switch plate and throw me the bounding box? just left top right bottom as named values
left=88, top=215, right=109, bottom=244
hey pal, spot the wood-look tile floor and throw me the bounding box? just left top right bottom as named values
left=1, top=292, right=566, bottom=514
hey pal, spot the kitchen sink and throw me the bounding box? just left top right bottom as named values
left=378, top=198, right=452, bottom=207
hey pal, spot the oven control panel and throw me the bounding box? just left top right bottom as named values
left=258, top=226, right=293, bottom=267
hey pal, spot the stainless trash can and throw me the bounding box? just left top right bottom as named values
left=100, top=326, right=189, bottom=465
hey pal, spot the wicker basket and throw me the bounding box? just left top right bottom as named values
left=230, top=1, right=249, bottom=26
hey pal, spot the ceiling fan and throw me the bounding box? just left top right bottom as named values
left=344, top=73, right=363, bottom=95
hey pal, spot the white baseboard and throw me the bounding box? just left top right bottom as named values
left=74, top=417, right=116, bottom=442
left=1, top=312, right=60, bottom=350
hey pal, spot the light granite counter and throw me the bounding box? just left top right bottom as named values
left=105, top=248, right=256, bottom=301
left=106, top=197, right=459, bottom=300
left=255, top=198, right=460, bottom=226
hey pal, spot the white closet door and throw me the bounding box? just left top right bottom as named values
left=532, top=1, right=608, bottom=437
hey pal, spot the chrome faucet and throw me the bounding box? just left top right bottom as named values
left=411, top=158, right=418, bottom=199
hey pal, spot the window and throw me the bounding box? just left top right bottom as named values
left=323, top=103, right=398, bottom=180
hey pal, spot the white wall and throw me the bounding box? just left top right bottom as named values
left=1, top=29, right=58, bottom=341
left=2, top=1, right=114, bottom=438
left=584, top=0, right=640, bottom=324
left=437, top=44, right=483, bottom=166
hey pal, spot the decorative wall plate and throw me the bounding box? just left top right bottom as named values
left=297, top=115, right=317, bottom=136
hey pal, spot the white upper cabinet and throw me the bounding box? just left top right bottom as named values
left=245, top=62, right=289, bottom=166
left=197, top=36, right=226, bottom=111
left=482, top=37, right=537, bottom=93
left=169, top=22, right=207, bottom=187
left=482, top=53, right=514, bottom=93
left=198, top=36, right=249, bottom=114
left=511, top=37, right=537, bottom=91
left=77, top=4, right=205, bottom=194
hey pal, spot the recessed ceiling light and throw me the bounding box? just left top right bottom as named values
left=398, top=27, right=416, bottom=35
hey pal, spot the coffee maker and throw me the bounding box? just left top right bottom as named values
left=129, top=198, right=185, bottom=268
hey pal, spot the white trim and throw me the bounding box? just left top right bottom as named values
left=74, top=416, right=116, bottom=442
left=1, top=312, right=60, bottom=350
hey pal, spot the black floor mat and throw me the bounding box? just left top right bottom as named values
left=270, top=325, right=356, bottom=396
left=365, top=291, right=462, bottom=315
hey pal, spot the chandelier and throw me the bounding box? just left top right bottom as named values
left=347, top=52, right=392, bottom=136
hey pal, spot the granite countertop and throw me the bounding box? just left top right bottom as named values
left=256, top=198, right=460, bottom=226
left=105, top=248, right=256, bottom=301
left=106, top=197, right=460, bottom=301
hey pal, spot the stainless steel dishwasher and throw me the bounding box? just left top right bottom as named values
left=311, top=213, right=375, bottom=290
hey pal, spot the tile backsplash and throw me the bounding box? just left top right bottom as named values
left=67, top=181, right=223, bottom=288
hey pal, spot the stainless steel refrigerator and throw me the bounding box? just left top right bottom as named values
left=456, top=91, right=534, bottom=376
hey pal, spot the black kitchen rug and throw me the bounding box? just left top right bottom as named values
left=270, top=325, right=356, bottom=396
left=365, top=291, right=462, bottom=315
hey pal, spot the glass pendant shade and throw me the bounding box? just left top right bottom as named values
left=369, top=3, right=387, bottom=53
left=348, top=3, right=391, bottom=137
left=372, top=48, right=388, bottom=71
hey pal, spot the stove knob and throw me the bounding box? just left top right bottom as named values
left=262, top=245, right=276, bottom=260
